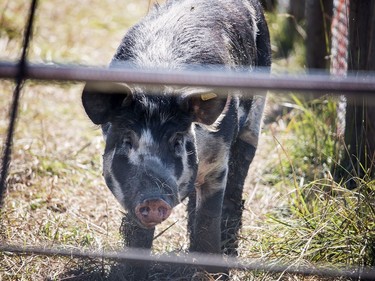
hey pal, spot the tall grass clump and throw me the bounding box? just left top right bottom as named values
left=258, top=94, right=375, bottom=269
left=266, top=94, right=338, bottom=186
left=265, top=179, right=374, bottom=266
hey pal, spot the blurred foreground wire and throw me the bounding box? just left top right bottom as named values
left=1, top=62, right=375, bottom=96
left=0, top=244, right=374, bottom=279
left=0, top=0, right=38, bottom=208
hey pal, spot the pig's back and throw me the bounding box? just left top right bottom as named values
left=112, top=0, right=262, bottom=68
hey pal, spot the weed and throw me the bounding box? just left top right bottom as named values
left=255, top=94, right=375, bottom=274
left=266, top=95, right=339, bottom=186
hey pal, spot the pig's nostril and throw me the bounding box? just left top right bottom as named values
left=158, top=206, right=168, bottom=218
left=140, top=206, right=150, bottom=217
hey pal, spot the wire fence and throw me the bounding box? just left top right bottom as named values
left=1, top=62, right=375, bottom=95
left=1, top=244, right=374, bottom=279
left=0, top=0, right=374, bottom=280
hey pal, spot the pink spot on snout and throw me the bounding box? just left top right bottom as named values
left=135, top=199, right=172, bottom=228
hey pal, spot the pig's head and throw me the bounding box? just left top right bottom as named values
left=82, top=82, right=228, bottom=228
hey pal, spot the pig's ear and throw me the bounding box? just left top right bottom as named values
left=184, top=92, right=229, bottom=125
left=82, top=82, right=132, bottom=125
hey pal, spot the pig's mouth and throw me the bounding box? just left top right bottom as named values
left=134, top=198, right=172, bottom=228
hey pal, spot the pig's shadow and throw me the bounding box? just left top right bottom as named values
left=60, top=258, right=225, bottom=281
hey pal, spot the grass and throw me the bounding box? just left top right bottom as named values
left=244, top=94, right=374, bottom=274
left=1, top=0, right=374, bottom=280
left=265, top=95, right=339, bottom=186
left=256, top=179, right=374, bottom=265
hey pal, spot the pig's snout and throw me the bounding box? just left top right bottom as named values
left=135, top=199, right=172, bottom=228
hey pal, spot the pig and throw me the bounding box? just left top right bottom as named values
left=82, top=0, right=270, bottom=264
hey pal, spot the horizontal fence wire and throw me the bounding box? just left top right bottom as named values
left=1, top=244, right=374, bottom=279
left=1, top=62, right=375, bottom=96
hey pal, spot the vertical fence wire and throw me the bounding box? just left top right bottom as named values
left=0, top=0, right=38, bottom=208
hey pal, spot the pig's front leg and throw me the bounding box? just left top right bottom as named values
left=190, top=169, right=227, bottom=254
left=118, top=214, right=155, bottom=280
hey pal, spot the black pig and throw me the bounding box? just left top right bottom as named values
left=82, top=0, right=270, bottom=260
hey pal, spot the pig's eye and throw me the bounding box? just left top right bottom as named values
left=124, top=138, right=133, bottom=150
left=118, top=131, right=137, bottom=153
left=171, top=133, right=184, bottom=155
